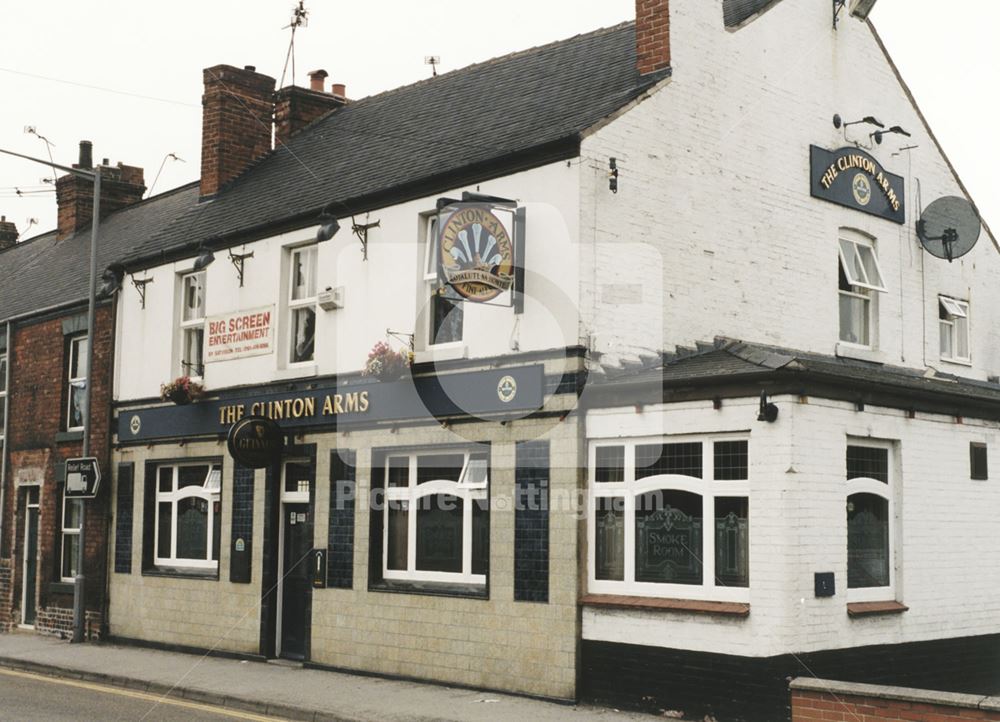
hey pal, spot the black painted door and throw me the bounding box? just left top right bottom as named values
left=23, top=489, right=39, bottom=626
left=280, top=504, right=312, bottom=660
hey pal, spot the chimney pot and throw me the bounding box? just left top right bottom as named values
left=331, top=83, right=346, bottom=97
left=244, top=65, right=256, bottom=72
left=0, top=214, right=20, bottom=250
left=78, top=140, right=93, bottom=169
left=308, top=69, right=329, bottom=92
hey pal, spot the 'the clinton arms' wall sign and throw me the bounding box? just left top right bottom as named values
left=810, top=146, right=905, bottom=224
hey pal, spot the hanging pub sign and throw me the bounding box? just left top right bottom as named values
left=438, top=205, right=514, bottom=302
left=809, top=145, right=905, bottom=224
left=226, top=415, right=285, bottom=468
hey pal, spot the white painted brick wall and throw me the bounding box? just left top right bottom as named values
left=580, top=0, right=1000, bottom=379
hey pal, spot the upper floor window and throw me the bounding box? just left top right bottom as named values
left=0, top=347, right=7, bottom=445
left=939, top=296, right=970, bottom=363
left=180, top=271, right=206, bottom=377
left=154, top=462, right=222, bottom=570
left=66, top=335, right=87, bottom=431
left=846, top=442, right=894, bottom=601
left=61, top=493, right=82, bottom=582
left=838, top=231, right=886, bottom=348
left=589, top=436, right=750, bottom=602
left=288, top=245, right=317, bottom=364
left=422, top=214, right=463, bottom=346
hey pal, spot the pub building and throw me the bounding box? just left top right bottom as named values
left=63, top=0, right=1000, bottom=720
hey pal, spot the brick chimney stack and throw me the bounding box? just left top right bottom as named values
left=274, top=69, right=348, bottom=147
left=56, top=141, right=146, bottom=240
left=200, top=64, right=276, bottom=199
left=0, top=215, right=17, bottom=250
left=636, top=0, right=671, bottom=75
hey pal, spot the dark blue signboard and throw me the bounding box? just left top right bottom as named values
left=118, top=365, right=545, bottom=444
left=810, top=145, right=905, bottom=224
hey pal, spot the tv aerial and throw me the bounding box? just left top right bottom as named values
left=916, top=195, right=981, bottom=263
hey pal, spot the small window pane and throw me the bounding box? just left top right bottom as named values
left=212, top=498, right=221, bottom=562
left=182, top=328, right=204, bottom=377
left=62, top=534, right=80, bottom=579
left=425, top=217, right=439, bottom=276
left=70, top=337, right=88, bottom=379
left=594, top=496, right=625, bottom=581
left=595, top=446, right=625, bottom=483
left=471, top=496, right=489, bottom=575
left=430, top=293, right=463, bottom=345
left=714, top=441, right=748, bottom=480
left=847, top=493, right=889, bottom=588
left=290, top=307, right=316, bottom=363
left=635, top=442, right=703, bottom=480
left=715, top=497, right=749, bottom=587
left=955, top=316, right=970, bottom=359
left=0, top=354, right=7, bottom=393
left=940, top=319, right=953, bottom=357
left=416, top=494, right=463, bottom=573
left=291, top=246, right=318, bottom=300
left=68, top=383, right=86, bottom=429
left=158, top=467, right=174, bottom=493
left=856, top=245, right=885, bottom=291
left=386, top=501, right=408, bottom=570
left=846, top=446, right=888, bottom=483
left=387, top=457, right=409, bottom=488
left=63, top=499, right=81, bottom=529
left=839, top=240, right=868, bottom=287
left=178, top=466, right=209, bottom=489
left=176, top=497, right=208, bottom=560
left=284, top=461, right=311, bottom=494
left=971, top=443, right=988, bottom=481
left=634, top=490, right=703, bottom=585
left=416, top=454, right=464, bottom=484
left=0, top=397, right=5, bottom=430
left=461, top=454, right=489, bottom=486
left=839, top=293, right=870, bottom=345
left=182, top=273, right=205, bottom=322
left=157, top=503, right=173, bottom=558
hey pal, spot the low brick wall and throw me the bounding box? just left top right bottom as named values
left=791, top=678, right=1000, bottom=722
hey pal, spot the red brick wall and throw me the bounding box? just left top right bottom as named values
left=792, top=688, right=1000, bottom=722
left=0, top=303, right=114, bottom=637
left=636, top=0, right=671, bottom=75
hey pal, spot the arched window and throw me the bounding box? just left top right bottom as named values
left=589, top=437, right=749, bottom=602
left=846, top=442, right=894, bottom=600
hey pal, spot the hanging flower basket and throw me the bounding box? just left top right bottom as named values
left=160, top=376, right=206, bottom=405
left=361, top=341, right=413, bottom=382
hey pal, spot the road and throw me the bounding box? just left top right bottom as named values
left=0, top=668, right=288, bottom=721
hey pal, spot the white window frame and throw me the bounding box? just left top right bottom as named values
left=153, top=462, right=222, bottom=570
left=66, top=335, right=87, bottom=432
left=846, top=440, right=895, bottom=603
left=179, top=270, right=206, bottom=379
left=421, top=213, right=464, bottom=349
left=838, top=231, right=885, bottom=349
left=939, top=296, right=970, bottom=364
left=0, top=346, right=7, bottom=445
left=382, top=449, right=488, bottom=585
left=60, top=494, right=81, bottom=582
left=287, top=244, right=318, bottom=365
left=587, top=434, right=750, bottom=603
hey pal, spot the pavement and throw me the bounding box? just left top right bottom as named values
left=0, top=631, right=649, bottom=721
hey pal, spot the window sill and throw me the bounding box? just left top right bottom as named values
left=55, top=430, right=83, bottom=443
left=142, top=566, right=219, bottom=581
left=274, top=364, right=318, bottom=381
left=940, top=357, right=973, bottom=368
left=580, top=594, right=750, bottom=617
left=49, top=582, right=75, bottom=595
left=368, top=578, right=488, bottom=600
left=835, top=343, right=886, bottom=364
left=847, top=600, right=908, bottom=617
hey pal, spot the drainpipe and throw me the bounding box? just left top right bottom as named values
left=0, top=321, right=10, bottom=556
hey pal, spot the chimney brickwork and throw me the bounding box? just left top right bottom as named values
left=200, top=64, right=276, bottom=199
left=636, top=0, right=671, bottom=75
left=274, top=69, right=347, bottom=147
left=56, top=141, right=146, bottom=240
left=0, top=215, right=17, bottom=250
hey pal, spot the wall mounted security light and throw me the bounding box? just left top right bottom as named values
left=228, top=246, right=254, bottom=287
left=96, top=265, right=124, bottom=300
left=849, top=0, right=878, bottom=20
left=609, top=158, right=619, bottom=194
left=871, top=126, right=911, bottom=145
left=192, top=247, right=215, bottom=271
left=316, top=205, right=341, bottom=242
left=757, top=391, right=779, bottom=423
left=833, top=114, right=884, bottom=130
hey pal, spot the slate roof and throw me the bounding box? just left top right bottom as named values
left=595, top=337, right=1000, bottom=409
left=0, top=21, right=665, bottom=320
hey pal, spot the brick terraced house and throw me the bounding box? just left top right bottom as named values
left=2, top=1, right=1000, bottom=720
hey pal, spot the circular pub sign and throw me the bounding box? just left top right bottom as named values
left=439, top=206, right=514, bottom=302
left=227, top=415, right=285, bottom=469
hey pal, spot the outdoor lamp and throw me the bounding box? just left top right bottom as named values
left=193, top=247, right=215, bottom=270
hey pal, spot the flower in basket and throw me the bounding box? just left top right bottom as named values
left=160, top=376, right=206, bottom=405
left=361, top=341, right=412, bottom=381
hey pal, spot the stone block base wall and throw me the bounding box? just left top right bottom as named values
left=581, top=634, right=1000, bottom=722
left=0, top=558, right=12, bottom=632
left=791, top=679, right=1000, bottom=722
left=33, top=606, right=103, bottom=640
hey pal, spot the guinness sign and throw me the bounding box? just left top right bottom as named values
left=227, top=415, right=285, bottom=468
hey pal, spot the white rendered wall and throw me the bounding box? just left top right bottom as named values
left=580, top=0, right=1000, bottom=378
left=583, top=397, right=1000, bottom=657
left=115, top=161, right=580, bottom=401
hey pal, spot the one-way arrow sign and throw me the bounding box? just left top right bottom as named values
left=64, top=457, right=101, bottom=499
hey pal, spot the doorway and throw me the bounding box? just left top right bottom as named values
left=276, top=459, right=314, bottom=661
left=21, top=486, right=39, bottom=627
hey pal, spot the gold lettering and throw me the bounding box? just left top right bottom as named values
left=345, top=393, right=359, bottom=413
left=219, top=407, right=229, bottom=425
left=292, top=398, right=305, bottom=418
left=304, top=397, right=315, bottom=417
left=283, top=399, right=293, bottom=418
left=333, top=394, right=344, bottom=414
left=359, top=391, right=369, bottom=412
left=271, top=400, right=283, bottom=419
left=236, top=404, right=245, bottom=421
left=322, top=395, right=334, bottom=415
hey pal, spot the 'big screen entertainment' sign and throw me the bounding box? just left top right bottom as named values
left=810, top=145, right=905, bottom=224
left=205, top=305, right=274, bottom=363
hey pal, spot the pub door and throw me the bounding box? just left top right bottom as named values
left=21, top=486, right=40, bottom=626
left=276, top=458, right=314, bottom=661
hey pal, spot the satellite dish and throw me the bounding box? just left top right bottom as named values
left=916, top=195, right=981, bottom=262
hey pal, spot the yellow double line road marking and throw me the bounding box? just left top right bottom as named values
left=0, top=667, right=291, bottom=721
